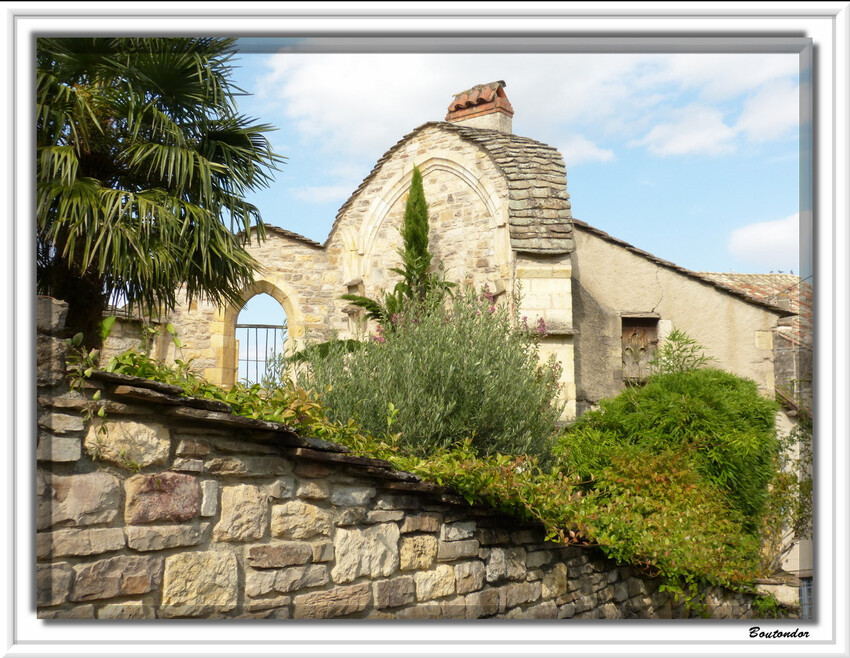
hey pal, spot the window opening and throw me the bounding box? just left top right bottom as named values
left=236, top=293, right=287, bottom=385
left=799, top=576, right=813, bottom=619
left=622, top=316, right=659, bottom=385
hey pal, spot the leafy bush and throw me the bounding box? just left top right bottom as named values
left=294, top=286, right=564, bottom=460
left=554, top=367, right=779, bottom=528
left=648, top=327, right=715, bottom=375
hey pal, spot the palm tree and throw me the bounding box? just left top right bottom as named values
left=36, top=37, right=283, bottom=347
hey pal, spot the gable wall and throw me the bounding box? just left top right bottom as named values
left=326, top=125, right=514, bottom=337
left=572, top=227, right=779, bottom=410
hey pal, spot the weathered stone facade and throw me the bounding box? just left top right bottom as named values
left=131, top=81, right=790, bottom=426
left=38, top=297, right=758, bottom=620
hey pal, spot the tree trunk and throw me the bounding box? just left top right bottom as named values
left=49, top=263, right=109, bottom=351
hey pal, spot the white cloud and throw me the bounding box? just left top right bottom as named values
left=560, top=134, right=615, bottom=166
left=728, top=213, right=799, bottom=270
left=630, top=105, right=737, bottom=156
left=735, top=78, right=799, bottom=142
left=248, top=50, right=798, bottom=172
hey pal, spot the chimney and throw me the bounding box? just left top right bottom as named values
left=446, top=80, right=514, bottom=133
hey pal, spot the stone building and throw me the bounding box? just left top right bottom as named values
left=94, top=80, right=813, bottom=602
left=142, top=80, right=792, bottom=424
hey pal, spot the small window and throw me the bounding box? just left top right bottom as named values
left=622, top=316, right=659, bottom=384
left=799, top=576, right=813, bottom=619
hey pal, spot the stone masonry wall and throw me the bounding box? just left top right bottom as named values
left=37, top=297, right=756, bottom=620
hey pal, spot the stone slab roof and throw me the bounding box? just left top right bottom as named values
left=328, top=122, right=574, bottom=255
left=264, top=225, right=324, bottom=249
left=572, top=219, right=794, bottom=317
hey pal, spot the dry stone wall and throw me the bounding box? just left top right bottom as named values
left=37, top=297, right=756, bottom=620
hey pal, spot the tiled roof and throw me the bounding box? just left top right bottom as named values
left=697, top=272, right=813, bottom=346
left=446, top=80, right=514, bottom=118
left=328, top=122, right=574, bottom=255
left=571, top=219, right=794, bottom=316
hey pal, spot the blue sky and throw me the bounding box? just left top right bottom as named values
left=230, top=45, right=804, bottom=326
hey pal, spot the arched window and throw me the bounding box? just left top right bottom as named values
left=235, top=293, right=287, bottom=385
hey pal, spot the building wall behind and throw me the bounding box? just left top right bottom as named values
left=572, top=227, right=780, bottom=409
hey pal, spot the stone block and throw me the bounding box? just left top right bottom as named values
left=246, top=542, right=312, bottom=569
left=526, top=550, right=552, bottom=570
left=245, top=595, right=291, bottom=612
left=574, top=593, right=597, bottom=614
left=366, top=510, right=404, bottom=523
left=399, top=534, right=437, bottom=571
left=437, top=539, right=479, bottom=561
left=200, top=480, right=219, bottom=517
left=373, top=576, right=416, bottom=609
left=335, top=507, right=365, bottom=526
left=296, top=480, right=329, bottom=500
left=400, top=512, right=441, bottom=533
left=38, top=604, right=96, bottom=619
left=125, top=472, right=199, bottom=525
left=542, top=563, right=567, bottom=599
left=172, top=458, right=204, bottom=473
left=454, top=560, right=485, bottom=594
left=330, top=485, right=376, bottom=506
left=245, top=564, right=328, bottom=596
left=71, top=555, right=163, bottom=601
left=486, top=546, right=526, bottom=583
left=523, top=600, right=558, bottom=619
left=37, top=296, right=68, bottom=333
left=465, top=588, right=500, bottom=618
left=160, top=551, right=238, bottom=617
left=266, top=476, right=295, bottom=500
left=36, top=562, right=72, bottom=607
left=271, top=501, right=332, bottom=539
left=85, top=419, right=170, bottom=468
left=176, top=438, right=211, bottom=457
left=505, top=581, right=541, bottom=609
left=36, top=335, right=67, bottom=387
left=38, top=471, right=121, bottom=530
left=414, top=564, right=456, bottom=601
left=213, top=484, right=268, bottom=542
left=36, top=434, right=81, bottom=462
left=126, top=523, right=209, bottom=551
left=97, top=601, right=156, bottom=619
left=292, top=583, right=372, bottom=619
left=37, top=527, right=125, bottom=558
left=204, top=456, right=292, bottom=477
left=441, top=521, right=476, bottom=542
left=38, top=411, right=85, bottom=434
left=209, top=436, right=278, bottom=455
left=331, top=523, right=400, bottom=583
left=477, top=526, right=511, bottom=545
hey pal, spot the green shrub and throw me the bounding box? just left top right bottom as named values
left=554, top=368, right=779, bottom=526
left=294, top=286, right=564, bottom=460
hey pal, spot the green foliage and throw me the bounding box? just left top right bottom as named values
left=571, top=447, right=762, bottom=589
left=555, top=368, right=779, bottom=526
left=295, top=285, right=564, bottom=460
left=341, top=165, right=452, bottom=327
left=37, top=37, right=283, bottom=347
left=75, top=343, right=766, bottom=600
left=648, top=328, right=715, bottom=375
left=752, top=593, right=785, bottom=619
